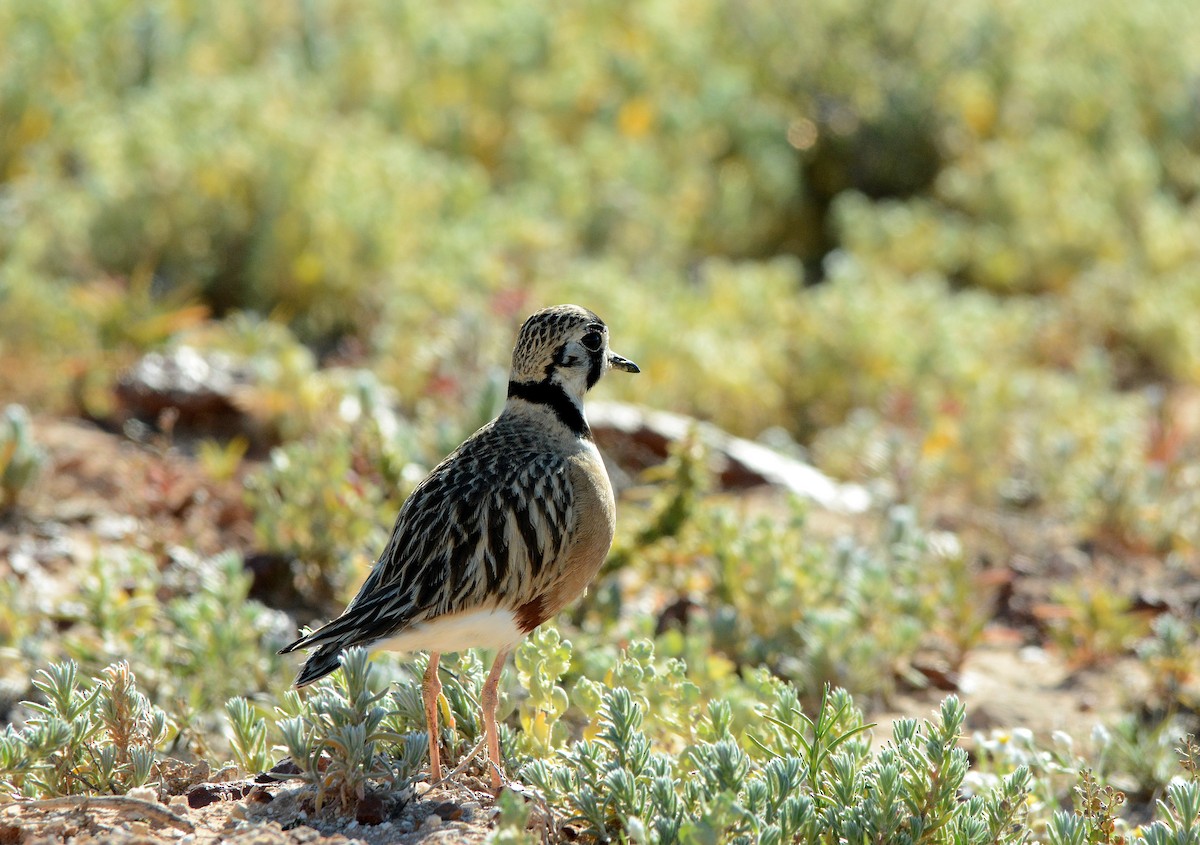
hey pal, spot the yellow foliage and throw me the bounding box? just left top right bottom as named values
left=617, top=97, right=655, bottom=138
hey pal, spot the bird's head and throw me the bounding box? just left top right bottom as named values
left=509, top=304, right=639, bottom=402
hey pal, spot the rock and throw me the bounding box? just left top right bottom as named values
left=244, top=786, right=274, bottom=805
left=257, top=758, right=302, bottom=783
left=211, top=765, right=241, bottom=783
left=115, top=346, right=253, bottom=436
left=159, top=758, right=211, bottom=795
left=431, top=801, right=463, bottom=821
left=588, top=401, right=870, bottom=512
left=126, top=786, right=158, bottom=804
left=354, top=793, right=387, bottom=826
left=186, top=782, right=254, bottom=809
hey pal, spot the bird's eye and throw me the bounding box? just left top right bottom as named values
left=580, top=331, right=603, bottom=352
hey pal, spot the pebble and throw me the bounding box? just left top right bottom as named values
left=212, top=765, right=240, bottom=783
left=245, top=785, right=274, bottom=805
left=127, top=786, right=158, bottom=803
left=431, top=801, right=463, bottom=821
left=420, top=814, right=443, bottom=831
left=93, top=514, right=139, bottom=540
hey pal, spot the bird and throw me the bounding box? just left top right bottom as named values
left=279, top=304, right=639, bottom=789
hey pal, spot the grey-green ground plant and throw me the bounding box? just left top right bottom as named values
left=515, top=626, right=573, bottom=757
left=972, top=726, right=1089, bottom=823
left=55, top=550, right=292, bottom=755
left=379, top=649, right=496, bottom=771
left=490, top=786, right=539, bottom=845
left=225, top=696, right=270, bottom=775
left=0, top=404, right=45, bottom=512
left=1139, top=781, right=1200, bottom=845
left=1133, top=736, right=1200, bottom=845
left=275, top=647, right=423, bottom=812
left=520, top=631, right=1033, bottom=845
left=0, top=549, right=292, bottom=767
left=0, top=660, right=171, bottom=798
left=1047, top=769, right=1128, bottom=845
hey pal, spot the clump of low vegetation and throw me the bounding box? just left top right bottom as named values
left=0, top=549, right=294, bottom=762
left=0, top=404, right=45, bottom=513
left=273, top=648, right=423, bottom=812
left=1, top=661, right=171, bottom=798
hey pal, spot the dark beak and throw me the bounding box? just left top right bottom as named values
left=609, top=352, right=640, bottom=374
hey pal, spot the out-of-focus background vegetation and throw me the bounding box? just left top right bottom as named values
left=4, top=0, right=1200, bottom=839
left=5, top=0, right=1200, bottom=537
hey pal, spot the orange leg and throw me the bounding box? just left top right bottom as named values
left=422, top=652, right=442, bottom=781
left=482, top=647, right=511, bottom=791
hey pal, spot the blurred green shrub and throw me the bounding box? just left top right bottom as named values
left=244, top=411, right=412, bottom=608
left=4, top=0, right=1198, bottom=381
left=1045, top=583, right=1150, bottom=668
left=0, top=404, right=45, bottom=513
left=3, top=0, right=1200, bottom=553
left=4, top=550, right=292, bottom=758
left=604, top=446, right=983, bottom=703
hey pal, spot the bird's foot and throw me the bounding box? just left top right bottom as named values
left=487, top=759, right=508, bottom=795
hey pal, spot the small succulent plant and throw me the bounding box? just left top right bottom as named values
left=0, top=404, right=46, bottom=513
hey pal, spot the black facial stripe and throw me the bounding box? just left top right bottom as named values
left=508, top=379, right=590, bottom=438
left=586, top=352, right=603, bottom=389
left=546, top=341, right=571, bottom=377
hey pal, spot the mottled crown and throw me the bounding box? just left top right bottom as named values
left=510, top=304, right=605, bottom=383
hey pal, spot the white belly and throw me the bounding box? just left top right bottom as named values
left=373, top=607, right=524, bottom=655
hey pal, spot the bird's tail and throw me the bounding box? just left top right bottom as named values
left=279, top=606, right=391, bottom=687
left=290, top=644, right=345, bottom=688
